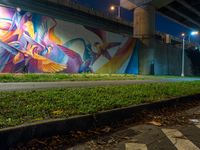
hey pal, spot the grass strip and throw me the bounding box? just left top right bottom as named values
left=0, top=73, right=163, bottom=82
left=0, top=81, right=200, bottom=128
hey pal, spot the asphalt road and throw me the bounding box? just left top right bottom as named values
left=0, top=77, right=200, bottom=91
left=0, top=80, right=158, bottom=91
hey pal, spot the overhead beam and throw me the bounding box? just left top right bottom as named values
left=166, top=6, right=200, bottom=29
left=129, top=0, right=152, bottom=6
left=175, top=0, right=200, bottom=17
left=120, top=0, right=154, bottom=10
left=151, top=0, right=174, bottom=8
left=120, top=0, right=152, bottom=10
left=157, top=12, right=194, bottom=30
left=120, top=0, right=136, bottom=10
left=120, top=0, right=174, bottom=10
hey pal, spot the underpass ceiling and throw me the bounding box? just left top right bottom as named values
left=158, top=0, right=200, bottom=30
left=121, top=0, right=200, bottom=30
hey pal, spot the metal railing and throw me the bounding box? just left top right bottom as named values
left=155, top=31, right=199, bottom=49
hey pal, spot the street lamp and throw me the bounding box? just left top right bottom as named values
left=181, top=33, right=185, bottom=77
left=16, top=7, right=21, bottom=12
left=191, top=31, right=199, bottom=35
left=109, top=5, right=121, bottom=19
left=181, top=31, right=199, bottom=77
left=189, top=31, right=199, bottom=43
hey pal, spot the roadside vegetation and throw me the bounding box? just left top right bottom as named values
left=0, top=73, right=145, bottom=82
left=0, top=73, right=191, bottom=82
left=0, top=81, right=200, bottom=128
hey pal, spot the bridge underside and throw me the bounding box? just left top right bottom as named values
left=120, top=0, right=200, bottom=75
left=158, top=0, right=200, bottom=30
left=121, top=0, right=200, bottom=30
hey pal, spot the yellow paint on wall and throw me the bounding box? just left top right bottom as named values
left=24, top=21, right=35, bottom=39
left=96, top=39, right=136, bottom=73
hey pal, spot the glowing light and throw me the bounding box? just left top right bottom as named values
left=110, top=5, right=115, bottom=11
left=16, top=7, right=21, bottom=12
left=181, top=33, right=185, bottom=37
left=191, top=31, right=199, bottom=36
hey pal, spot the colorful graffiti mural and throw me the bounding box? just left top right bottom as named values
left=0, top=6, right=138, bottom=74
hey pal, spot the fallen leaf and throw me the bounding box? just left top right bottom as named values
left=189, top=119, right=199, bottom=124
left=52, top=110, right=63, bottom=116
left=101, top=126, right=111, bottom=133
left=173, top=135, right=187, bottom=140
left=31, top=117, right=44, bottom=122
left=148, top=121, right=162, bottom=126
left=108, top=138, right=115, bottom=144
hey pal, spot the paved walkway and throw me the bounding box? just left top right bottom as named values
left=0, top=77, right=200, bottom=91
left=68, top=104, right=200, bottom=150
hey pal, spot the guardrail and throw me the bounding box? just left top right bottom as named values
left=155, top=31, right=199, bottom=49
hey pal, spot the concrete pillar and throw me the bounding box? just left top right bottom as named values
left=134, top=5, right=156, bottom=75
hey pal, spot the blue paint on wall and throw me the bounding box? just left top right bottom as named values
left=125, top=41, right=139, bottom=74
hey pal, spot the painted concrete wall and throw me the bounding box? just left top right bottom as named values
left=153, top=40, right=192, bottom=76
left=0, top=4, right=195, bottom=76
left=0, top=5, right=139, bottom=74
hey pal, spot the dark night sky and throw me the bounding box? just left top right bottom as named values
left=74, top=0, right=193, bottom=38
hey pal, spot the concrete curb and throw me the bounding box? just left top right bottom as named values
left=1, top=94, right=200, bottom=148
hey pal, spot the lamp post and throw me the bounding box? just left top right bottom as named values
left=181, top=31, right=199, bottom=77
left=181, top=33, right=185, bottom=77
left=110, top=5, right=121, bottom=19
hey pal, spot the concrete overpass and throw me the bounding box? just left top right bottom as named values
left=121, top=0, right=200, bottom=36
left=121, top=0, right=200, bottom=74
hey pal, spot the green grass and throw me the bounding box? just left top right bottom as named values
left=0, top=81, right=200, bottom=128
left=0, top=73, right=163, bottom=82
left=0, top=73, right=196, bottom=83
left=0, top=73, right=133, bottom=82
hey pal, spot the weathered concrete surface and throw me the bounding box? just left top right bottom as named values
left=154, top=40, right=192, bottom=76
left=134, top=5, right=155, bottom=38
left=134, top=5, right=156, bottom=75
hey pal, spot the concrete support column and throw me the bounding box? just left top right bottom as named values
left=134, top=5, right=156, bottom=75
